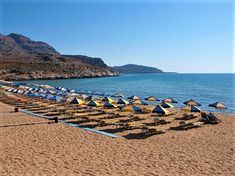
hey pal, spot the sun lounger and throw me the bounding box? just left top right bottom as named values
left=200, top=112, right=221, bottom=124
left=141, top=125, right=165, bottom=135
left=177, top=121, right=203, bottom=130
left=153, top=117, right=171, bottom=125
left=176, top=113, right=199, bottom=120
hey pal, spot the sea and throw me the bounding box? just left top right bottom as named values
left=18, top=73, right=235, bottom=114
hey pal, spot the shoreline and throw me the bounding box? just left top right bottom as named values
left=1, top=78, right=234, bottom=115
left=1, top=74, right=120, bottom=82
left=4, top=72, right=235, bottom=82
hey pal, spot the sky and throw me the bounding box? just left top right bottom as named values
left=0, top=0, right=234, bottom=73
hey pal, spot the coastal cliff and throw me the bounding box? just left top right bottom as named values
left=0, top=33, right=118, bottom=81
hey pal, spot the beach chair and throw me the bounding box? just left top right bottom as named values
left=141, top=125, right=164, bottom=135
left=199, top=112, right=221, bottom=124
left=179, top=121, right=202, bottom=130
left=119, top=123, right=138, bottom=130
left=153, top=117, right=171, bottom=125
left=98, top=120, right=109, bottom=126
left=176, top=113, right=199, bottom=120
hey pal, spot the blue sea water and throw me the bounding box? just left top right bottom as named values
left=19, top=73, right=235, bottom=114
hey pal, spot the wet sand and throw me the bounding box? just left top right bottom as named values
left=0, top=102, right=234, bottom=175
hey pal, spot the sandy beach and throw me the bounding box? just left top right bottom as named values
left=1, top=1, right=235, bottom=175
left=1, top=101, right=234, bottom=175
left=1, top=1, right=234, bottom=175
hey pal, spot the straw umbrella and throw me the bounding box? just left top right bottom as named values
left=183, top=99, right=201, bottom=106
left=145, top=96, right=160, bottom=101
left=127, top=95, right=140, bottom=100
left=181, top=105, right=201, bottom=113
left=209, top=102, right=226, bottom=110
left=121, top=104, right=142, bottom=112
left=163, top=98, right=178, bottom=104
left=132, top=99, right=148, bottom=105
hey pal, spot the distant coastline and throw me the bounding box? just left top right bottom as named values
left=111, top=64, right=164, bottom=74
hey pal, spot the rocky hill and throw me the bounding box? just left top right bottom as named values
left=0, top=33, right=118, bottom=81
left=112, top=64, right=163, bottom=74
left=63, top=55, right=107, bottom=68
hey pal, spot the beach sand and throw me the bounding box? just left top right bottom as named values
left=0, top=102, right=234, bottom=175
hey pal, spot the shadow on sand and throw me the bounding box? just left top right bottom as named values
left=0, top=121, right=54, bottom=128
left=101, top=128, right=127, bottom=134
left=122, top=132, right=156, bottom=140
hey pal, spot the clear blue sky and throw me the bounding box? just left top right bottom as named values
left=0, top=0, right=234, bottom=73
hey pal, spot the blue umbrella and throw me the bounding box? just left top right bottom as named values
left=45, top=94, right=54, bottom=99
left=52, top=95, right=63, bottom=102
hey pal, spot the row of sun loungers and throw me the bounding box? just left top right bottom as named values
left=0, top=90, right=222, bottom=139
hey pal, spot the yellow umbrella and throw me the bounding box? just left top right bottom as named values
left=117, top=99, right=129, bottom=105
left=69, top=97, right=86, bottom=105
left=152, top=105, right=170, bottom=115
left=103, top=102, right=117, bottom=108
left=87, top=100, right=101, bottom=107
left=102, top=96, right=115, bottom=103
left=159, top=101, right=174, bottom=108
